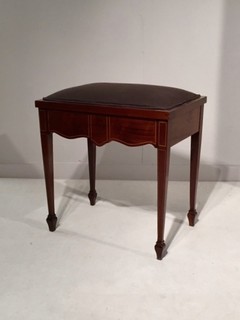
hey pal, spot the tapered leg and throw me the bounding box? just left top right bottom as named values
left=40, top=132, right=57, bottom=231
left=154, top=147, right=170, bottom=260
left=87, top=139, right=97, bottom=205
left=187, top=106, right=204, bottom=226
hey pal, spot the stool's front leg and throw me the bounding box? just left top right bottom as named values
left=87, top=139, right=97, bottom=205
left=155, top=147, right=170, bottom=260
left=187, top=106, right=204, bottom=226
left=187, top=130, right=202, bottom=226
left=40, top=132, right=57, bottom=231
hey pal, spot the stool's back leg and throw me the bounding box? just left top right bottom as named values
left=187, top=105, right=204, bottom=226
left=40, top=132, right=57, bottom=231
left=155, top=147, right=170, bottom=260
left=87, top=139, right=97, bottom=205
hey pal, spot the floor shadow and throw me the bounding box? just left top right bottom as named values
left=55, top=179, right=89, bottom=226
left=56, top=228, right=153, bottom=259
left=55, top=167, right=218, bottom=251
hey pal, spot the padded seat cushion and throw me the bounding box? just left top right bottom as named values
left=43, top=83, right=200, bottom=110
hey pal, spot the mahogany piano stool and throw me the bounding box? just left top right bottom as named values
left=35, top=83, right=206, bottom=260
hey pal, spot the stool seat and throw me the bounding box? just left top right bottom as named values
left=43, top=83, right=200, bottom=110
left=36, top=82, right=206, bottom=261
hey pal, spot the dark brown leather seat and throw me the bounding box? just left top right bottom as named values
left=44, top=83, right=200, bottom=110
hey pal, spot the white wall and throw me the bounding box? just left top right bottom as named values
left=0, top=0, right=239, bottom=180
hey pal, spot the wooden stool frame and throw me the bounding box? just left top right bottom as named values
left=36, top=94, right=206, bottom=260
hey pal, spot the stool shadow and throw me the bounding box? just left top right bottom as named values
left=55, top=179, right=89, bottom=226
left=165, top=181, right=219, bottom=250
left=55, top=150, right=219, bottom=251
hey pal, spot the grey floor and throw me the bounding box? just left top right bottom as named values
left=1, top=179, right=240, bottom=319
